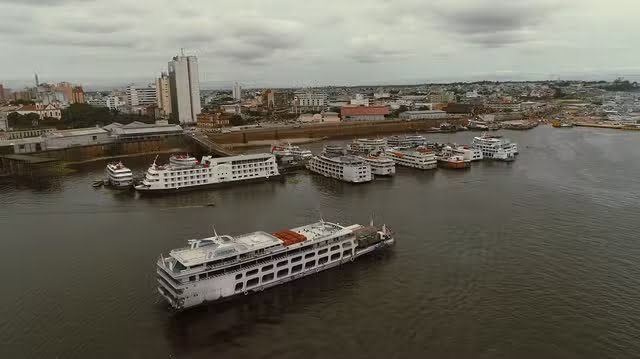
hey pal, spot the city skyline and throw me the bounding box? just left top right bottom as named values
left=1, top=0, right=639, bottom=89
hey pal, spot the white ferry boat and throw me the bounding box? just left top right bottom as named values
left=271, top=143, right=313, bottom=161
left=386, top=135, right=414, bottom=148
left=170, top=154, right=198, bottom=168
left=105, top=162, right=133, bottom=189
left=471, top=133, right=518, bottom=160
left=323, top=144, right=347, bottom=157
left=135, top=153, right=280, bottom=194
left=384, top=147, right=437, bottom=170
left=347, top=138, right=387, bottom=155
left=440, top=145, right=483, bottom=161
left=405, top=135, right=427, bottom=146
left=307, top=154, right=373, bottom=183
left=156, top=220, right=395, bottom=310
left=362, top=154, right=395, bottom=176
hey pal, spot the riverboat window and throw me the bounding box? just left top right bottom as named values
left=291, top=264, right=302, bottom=273
left=277, top=269, right=288, bottom=278
left=247, top=269, right=258, bottom=276
left=318, top=248, right=328, bottom=255
left=305, top=252, right=315, bottom=259
left=247, top=278, right=259, bottom=288
left=342, top=242, right=352, bottom=248
left=343, top=250, right=351, bottom=257
left=291, top=256, right=302, bottom=263
left=189, top=275, right=196, bottom=282
left=305, top=260, right=316, bottom=269
left=235, top=282, right=243, bottom=291
left=235, top=273, right=242, bottom=280
left=262, top=264, right=274, bottom=272
left=277, top=260, right=288, bottom=267
left=331, top=253, right=340, bottom=261
left=262, top=273, right=274, bottom=282
left=330, top=245, right=340, bottom=251
left=318, top=256, right=328, bottom=265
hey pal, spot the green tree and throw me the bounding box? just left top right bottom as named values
left=7, top=112, right=40, bottom=129
left=229, top=114, right=245, bottom=126
left=9, top=99, right=35, bottom=106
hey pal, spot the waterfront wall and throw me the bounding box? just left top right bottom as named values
left=208, top=118, right=467, bottom=145
left=30, top=136, right=196, bottom=163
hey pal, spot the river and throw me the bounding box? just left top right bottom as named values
left=1, top=126, right=639, bottom=358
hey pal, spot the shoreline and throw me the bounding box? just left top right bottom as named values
left=224, top=137, right=328, bottom=149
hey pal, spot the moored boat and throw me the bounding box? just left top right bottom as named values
left=362, top=153, right=395, bottom=176
left=135, top=153, right=280, bottom=194
left=437, top=154, right=471, bottom=169
left=306, top=154, right=373, bottom=183
left=105, top=162, right=134, bottom=189
left=347, top=138, right=387, bottom=155
left=384, top=146, right=437, bottom=170
left=471, top=133, right=518, bottom=160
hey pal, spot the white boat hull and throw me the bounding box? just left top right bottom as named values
left=157, top=238, right=394, bottom=310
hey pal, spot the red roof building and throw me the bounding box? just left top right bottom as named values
left=340, top=105, right=390, bottom=121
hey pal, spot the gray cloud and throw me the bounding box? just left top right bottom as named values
left=0, top=0, right=637, bottom=87
left=31, top=36, right=137, bottom=48
left=0, top=0, right=82, bottom=6
left=430, top=0, right=560, bottom=47
left=348, top=35, right=412, bottom=64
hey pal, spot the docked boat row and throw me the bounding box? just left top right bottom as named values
left=156, top=219, right=395, bottom=310
left=98, top=132, right=518, bottom=191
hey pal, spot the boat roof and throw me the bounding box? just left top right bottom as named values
left=169, top=221, right=349, bottom=267
left=320, top=154, right=366, bottom=164
left=170, top=231, right=282, bottom=267
left=289, top=221, right=347, bottom=241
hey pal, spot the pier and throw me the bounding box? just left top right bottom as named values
left=0, top=154, right=59, bottom=177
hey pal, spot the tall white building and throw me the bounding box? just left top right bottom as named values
left=168, top=55, right=201, bottom=124
left=232, top=82, right=242, bottom=100
left=126, top=85, right=157, bottom=107
left=293, top=91, right=327, bottom=113
left=87, top=96, right=124, bottom=110
left=155, top=72, right=172, bottom=117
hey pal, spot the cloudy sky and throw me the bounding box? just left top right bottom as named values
left=1, top=0, right=639, bottom=89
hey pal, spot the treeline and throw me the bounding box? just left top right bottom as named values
left=600, top=78, right=639, bottom=92
left=4, top=104, right=158, bottom=130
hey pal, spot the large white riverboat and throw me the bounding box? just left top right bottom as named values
left=347, top=138, right=387, bottom=155
left=440, top=145, right=483, bottom=161
left=306, top=154, right=373, bottom=183
left=386, top=135, right=414, bottom=148
left=105, top=162, right=134, bottom=189
left=362, top=154, right=396, bottom=176
left=471, top=133, right=518, bottom=160
left=135, top=153, right=280, bottom=194
left=384, top=147, right=437, bottom=170
left=270, top=143, right=313, bottom=162
left=156, top=220, right=395, bottom=310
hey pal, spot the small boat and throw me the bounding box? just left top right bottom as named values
left=437, top=154, right=471, bottom=169
left=92, top=180, right=104, bottom=188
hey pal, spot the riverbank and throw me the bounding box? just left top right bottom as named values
left=224, top=136, right=328, bottom=149
left=207, top=118, right=468, bottom=145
